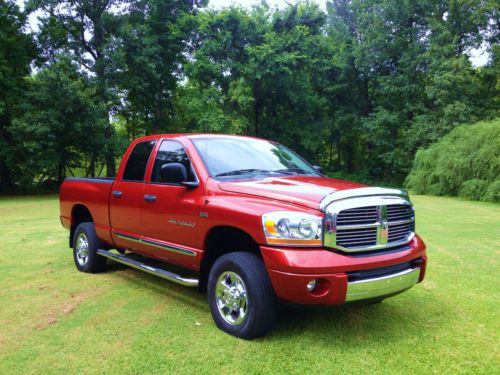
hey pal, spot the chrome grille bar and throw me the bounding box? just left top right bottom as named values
left=323, top=193, right=415, bottom=253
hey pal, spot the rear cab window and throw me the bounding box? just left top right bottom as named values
left=122, top=140, right=156, bottom=181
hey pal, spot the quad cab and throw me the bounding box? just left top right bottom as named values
left=60, top=134, right=427, bottom=339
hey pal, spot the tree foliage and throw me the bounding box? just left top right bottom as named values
left=0, top=0, right=36, bottom=191
left=405, top=118, right=500, bottom=201
left=9, top=57, right=108, bottom=189
left=0, top=0, right=498, bottom=196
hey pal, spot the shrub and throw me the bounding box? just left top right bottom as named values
left=458, top=179, right=488, bottom=200
left=405, top=118, right=500, bottom=202
left=483, top=180, right=500, bottom=202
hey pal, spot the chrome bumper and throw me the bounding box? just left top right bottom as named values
left=345, top=267, right=420, bottom=302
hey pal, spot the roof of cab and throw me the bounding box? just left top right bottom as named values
left=134, top=133, right=265, bottom=142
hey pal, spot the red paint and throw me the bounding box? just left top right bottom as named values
left=60, top=134, right=427, bottom=305
left=219, top=176, right=365, bottom=210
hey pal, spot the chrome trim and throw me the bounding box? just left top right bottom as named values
left=345, top=267, right=420, bottom=302
left=113, top=232, right=197, bottom=257
left=215, top=271, right=248, bottom=326
left=323, top=196, right=415, bottom=252
left=376, top=205, right=388, bottom=246
left=64, top=177, right=114, bottom=185
left=97, top=249, right=199, bottom=287
left=319, top=187, right=409, bottom=212
left=75, top=232, right=90, bottom=265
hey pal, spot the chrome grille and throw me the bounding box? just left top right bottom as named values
left=336, top=227, right=377, bottom=248
left=387, top=204, right=413, bottom=222
left=336, top=206, right=378, bottom=226
left=388, top=221, right=415, bottom=242
left=324, top=196, right=415, bottom=253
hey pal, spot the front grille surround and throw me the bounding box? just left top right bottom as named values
left=323, top=195, right=415, bottom=253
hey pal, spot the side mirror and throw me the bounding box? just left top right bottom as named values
left=313, top=165, right=324, bottom=175
left=181, top=181, right=199, bottom=189
left=160, top=163, right=187, bottom=184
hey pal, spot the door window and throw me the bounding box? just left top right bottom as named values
left=122, top=140, right=156, bottom=181
left=151, top=140, right=196, bottom=183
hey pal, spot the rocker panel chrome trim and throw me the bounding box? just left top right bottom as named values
left=112, top=232, right=197, bottom=257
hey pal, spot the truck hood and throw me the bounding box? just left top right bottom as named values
left=218, top=176, right=366, bottom=210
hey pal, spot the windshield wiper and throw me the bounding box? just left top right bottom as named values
left=272, top=168, right=310, bottom=175
left=215, top=169, right=273, bottom=177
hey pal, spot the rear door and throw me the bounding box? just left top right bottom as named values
left=110, top=140, right=156, bottom=251
left=141, top=140, right=201, bottom=266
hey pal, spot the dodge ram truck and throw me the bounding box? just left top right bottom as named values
left=60, top=134, right=427, bottom=339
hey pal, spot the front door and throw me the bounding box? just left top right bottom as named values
left=141, top=140, right=201, bottom=267
left=110, top=140, right=156, bottom=251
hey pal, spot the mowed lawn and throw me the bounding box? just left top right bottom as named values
left=0, top=195, right=498, bottom=374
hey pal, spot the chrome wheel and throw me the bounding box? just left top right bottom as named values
left=75, top=232, right=89, bottom=266
left=215, top=271, right=248, bottom=326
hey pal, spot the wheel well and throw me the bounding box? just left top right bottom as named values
left=69, top=204, right=93, bottom=248
left=199, top=226, right=261, bottom=292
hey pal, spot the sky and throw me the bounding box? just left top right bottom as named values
left=208, top=0, right=326, bottom=10
left=17, top=0, right=489, bottom=67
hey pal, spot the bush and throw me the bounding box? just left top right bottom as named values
left=458, top=179, right=488, bottom=200
left=483, top=180, right=500, bottom=202
left=405, top=118, right=500, bottom=202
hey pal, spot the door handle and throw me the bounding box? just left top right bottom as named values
left=112, top=190, right=123, bottom=198
left=144, top=194, right=157, bottom=202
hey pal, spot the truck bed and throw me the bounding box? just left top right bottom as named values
left=60, top=177, right=115, bottom=246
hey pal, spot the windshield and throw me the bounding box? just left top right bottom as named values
left=191, top=137, right=320, bottom=180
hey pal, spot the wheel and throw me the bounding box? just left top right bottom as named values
left=207, top=252, right=277, bottom=339
left=73, top=222, right=107, bottom=273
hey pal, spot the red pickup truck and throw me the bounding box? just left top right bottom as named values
left=60, top=134, right=427, bottom=338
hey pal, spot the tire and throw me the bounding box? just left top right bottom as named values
left=207, top=252, right=277, bottom=339
left=73, top=222, right=107, bottom=273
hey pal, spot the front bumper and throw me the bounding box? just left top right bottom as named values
left=261, top=234, right=427, bottom=305
left=345, top=266, right=420, bottom=302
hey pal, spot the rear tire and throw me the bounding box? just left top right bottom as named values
left=73, top=222, right=107, bottom=273
left=208, top=252, right=277, bottom=339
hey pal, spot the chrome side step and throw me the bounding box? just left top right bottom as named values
left=97, top=249, right=199, bottom=287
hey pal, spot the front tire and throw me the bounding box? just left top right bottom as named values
left=73, top=222, right=106, bottom=273
left=208, top=252, right=277, bottom=339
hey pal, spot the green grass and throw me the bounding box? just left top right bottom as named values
left=0, top=195, right=498, bottom=374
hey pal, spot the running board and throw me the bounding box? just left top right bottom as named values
left=97, top=249, right=199, bottom=287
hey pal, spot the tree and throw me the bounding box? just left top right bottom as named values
left=115, top=0, right=206, bottom=136
left=9, top=57, right=106, bottom=189
left=0, top=0, right=36, bottom=191
left=30, top=0, right=122, bottom=176
left=182, top=3, right=331, bottom=162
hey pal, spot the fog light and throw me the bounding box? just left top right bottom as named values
left=306, top=279, right=317, bottom=292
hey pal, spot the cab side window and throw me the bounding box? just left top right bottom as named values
left=151, top=140, right=196, bottom=183
left=122, top=140, right=156, bottom=181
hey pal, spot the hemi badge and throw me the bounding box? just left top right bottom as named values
left=200, top=212, right=208, bottom=218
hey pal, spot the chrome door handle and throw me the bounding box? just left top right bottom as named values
left=112, top=190, right=123, bottom=198
left=144, top=194, right=157, bottom=202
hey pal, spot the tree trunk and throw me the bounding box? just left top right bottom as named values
left=92, top=1, right=115, bottom=177
left=0, top=159, right=12, bottom=192
left=0, top=130, right=13, bottom=191
left=254, top=103, right=259, bottom=137
left=58, top=159, right=65, bottom=184
left=252, top=81, right=261, bottom=136
left=337, top=140, right=341, bottom=170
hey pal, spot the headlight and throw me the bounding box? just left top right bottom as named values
left=262, top=211, right=323, bottom=246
